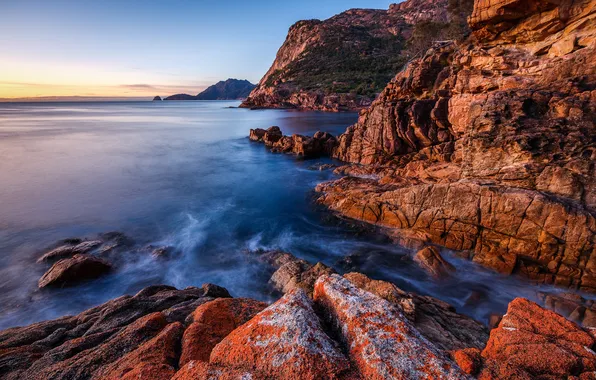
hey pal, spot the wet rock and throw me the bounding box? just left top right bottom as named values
left=251, top=249, right=335, bottom=295
left=307, top=162, right=336, bottom=171
left=262, top=126, right=282, bottom=145
left=414, top=246, right=456, bottom=278
left=314, top=274, right=468, bottom=378
left=209, top=289, right=351, bottom=379
left=200, top=283, right=232, bottom=299
left=270, top=260, right=335, bottom=296
left=37, top=240, right=103, bottom=263
left=179, top=298, right=267, bottom=365
left=248, top=128, right=266, bottom=141
left=343, top=272, right=489, bottom=351
left=38, top=255, right=112, bottom=289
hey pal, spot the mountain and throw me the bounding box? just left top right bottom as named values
left=241, top=0, right=471, bottom=111
left=196, top=79, right=255, bottom=100
left=164, top=79, right=255, bottom=101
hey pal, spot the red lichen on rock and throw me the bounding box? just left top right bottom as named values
left=179, top=297, right=267, bottom=365
left=209, top=289, right=351, bottom=379
left=313, top=274, right=469, bottom=379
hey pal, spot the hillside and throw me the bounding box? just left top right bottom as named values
left=240, top=0, right=470, bottom=111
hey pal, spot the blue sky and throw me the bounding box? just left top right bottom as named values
left=0, top=0, right=394, bottom=98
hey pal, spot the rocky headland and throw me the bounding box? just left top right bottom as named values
left=164, top=79, right=256, bottom=101
left=240, top=0, right=472, bottom=111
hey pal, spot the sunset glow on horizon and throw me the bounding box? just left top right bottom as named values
left=0, top=0, right=392, bottom=100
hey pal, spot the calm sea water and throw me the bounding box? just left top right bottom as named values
left=0, top=101, right=563, bottom=329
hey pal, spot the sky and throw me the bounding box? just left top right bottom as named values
left=0, top=0, right=393, bottom=100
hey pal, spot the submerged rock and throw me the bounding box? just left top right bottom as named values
left=37, top=240, right=103, bottom=263
left=414, top=246, right=456, bottom=278
left=38, top=254, right=112, bottom=289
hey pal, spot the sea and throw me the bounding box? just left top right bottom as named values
left=0, top=100, right=564, bottom=329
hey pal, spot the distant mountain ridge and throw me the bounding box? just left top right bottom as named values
left=164, top=79, right=255, bottom=101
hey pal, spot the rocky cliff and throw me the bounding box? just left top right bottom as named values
left=315, top=0, right=596, bottom=291
left=165, top=79, right=255, bottom=101
left=240, top=0, right=456, bottom=111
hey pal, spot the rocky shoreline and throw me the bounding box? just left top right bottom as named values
left=2, top=247, right=595, bottom=379
left=251, top=0, right=596, bottom=295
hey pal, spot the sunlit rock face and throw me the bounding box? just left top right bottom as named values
left=240, top=0, right=451, bottom=112
left=317, top=0, right=596, bottom=291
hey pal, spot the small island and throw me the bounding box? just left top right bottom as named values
left=164, top=78, right=255, bottom=101
left=152, top=95, right=162, bottom=101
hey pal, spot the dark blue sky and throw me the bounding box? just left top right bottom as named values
left=0, top=0, right=394, bottom=98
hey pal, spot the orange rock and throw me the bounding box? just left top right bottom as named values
left=173, top=360, right=263, bottom=380
left=209, top=289, right=351, bottom=379
left=414, top=246, right=455, bottom=278
left=480, top=298, right=596, bottom=378
left=313, top=274, right=468, bottom=379
left=92, top=321, right=184, bottom=380
left=452, top=348, right=482, bottom=375
left=179, top=298, right=267, bottom=366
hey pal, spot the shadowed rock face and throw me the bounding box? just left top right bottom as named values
left=241, top=0, right=451, bottom=112
left=317, top=0, right=596, bottom=292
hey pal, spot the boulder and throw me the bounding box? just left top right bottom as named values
left=249, top=128, right=266, bottom=142
left=38, top=255, right=112, bottom=288
left=313, top=274, right=468, bottom=379
left=262, top=126, right=283, bottom=145
left=480, top=298, right=596, bottom=379
left=453, top=297, right=596, bottom=379
left=414, top=246, right=456, bottom=278
left=37, top=240, right=103, bottom=263
left=343, top=272, right=489, bottom=351
left=179, top=298, right=267, bottom=365
left=209, top=289, right=351, bottom=379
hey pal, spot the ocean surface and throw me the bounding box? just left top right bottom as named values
left=0, top=100, right=569, bottom=329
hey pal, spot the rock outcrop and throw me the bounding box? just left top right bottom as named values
left=38, top=255, right=112, bottom=289
left=452, top=297, right=596, bottom=378
left=316, top=0, right=596, bottom=291
left=250, top=126, right=338, bottom=158
left=241, top=0, right=452, bottom=111
left=3, top=273, right=594, bottom=379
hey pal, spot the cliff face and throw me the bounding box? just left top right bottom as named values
left=318, top=0, right=596, bottom=291
left=240, top=0, right=451, bottom=112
